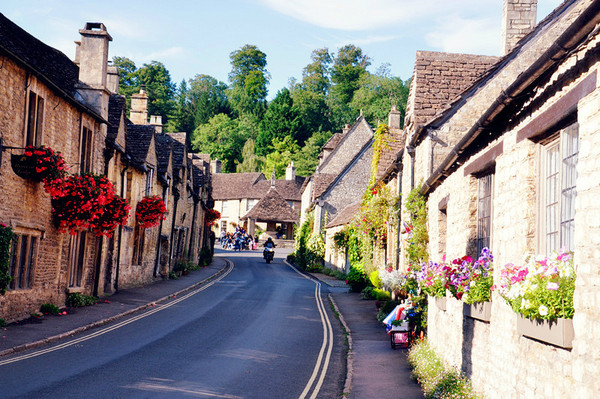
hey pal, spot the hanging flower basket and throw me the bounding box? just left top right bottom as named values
left=136, top=195, right=167, bottom=228
left=51, top=173, right=127, bottom=236
left=11, top=145, right=68, bottom=186
left=205, top=208, right=221, bottom=226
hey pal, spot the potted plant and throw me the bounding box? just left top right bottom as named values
left=417, top=260, right=447, bottom=310
left=204, top=208, right=221, bottom=226
left=136, top=195, right=167, bottom=228
left=495, top=249, right=575, bottom=348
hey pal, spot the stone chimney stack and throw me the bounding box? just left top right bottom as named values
left=286, top=161, right=296, bottom=181
left=77, top=22, right=112, bottom=89
left=502, top=0, right=537, bottom=55
left=342, top=124, right=350, bottom=134
left=75, top=22, right=112, bottom=118
left=388, top=105, right=401, bottom=131
left=107, top=65, right=119, bottom=94
left=210, top=159, right=222, bottom=174
left=150, top=115, right=163, bottom=133
left=130, top=85, right=148, bottom=125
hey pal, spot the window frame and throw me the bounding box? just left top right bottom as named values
left=475, top=171, right=494, bottom=255
left=79, top=125, right=93, bottom=173
left=537, top=122, right=578, bottom=255
left=25, top=91, right=44, bottom=147
left=8, top=231, right=40, bottom=290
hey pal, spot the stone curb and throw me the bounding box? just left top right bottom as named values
left=329, top=293, right=353, bottom=398
left=0, top=260, right=230, bottom=359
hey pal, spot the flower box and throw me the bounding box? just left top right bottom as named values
left=517, top=316, right=574, bottom=349
left=434, top=296, right=446, bottom=311
left=463, top=301, right=491, bottom=322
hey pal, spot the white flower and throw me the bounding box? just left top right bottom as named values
left=539, top=305, right=548, bottom=316
left=470, top=281, right=476, bottom=287
left=520, top=299, right=531, bottom=309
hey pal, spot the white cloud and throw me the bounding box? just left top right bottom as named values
left=425, top=14, right=501, bottom=55
left=260, top=0, right=435, bottom=30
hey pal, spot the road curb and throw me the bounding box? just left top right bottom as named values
left=0, top=260, right=230, bottom=359
left=329, top=294, right=353, bottom=398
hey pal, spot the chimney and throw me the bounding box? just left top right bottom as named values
left=130, top=85, right=148, bottom=125
left=106, top=65, right=119, bottom=94
left=210, top=159, right=222, bottom=174
left=342, top=124, right=350, bottom=134
left=75, top=22, right=112, bottom=117
left=286, top=161, right=296, bottom=181
left=150, top=115, right=163, bottom=133
left=502, top=0, right=537, bottom=55
left=77, top=23, right=112, bottom=89
left=388, top=105, right=401, bottom=131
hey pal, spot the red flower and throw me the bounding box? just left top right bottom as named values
left=136, top=196, right=167, bottom=228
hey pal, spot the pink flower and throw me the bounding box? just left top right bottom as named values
left=546, top=282, right=559, bottom=290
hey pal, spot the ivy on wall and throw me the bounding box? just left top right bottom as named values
left=404, top=184, right=429, bottom=265
left=0, top=224, right=15, bottom=294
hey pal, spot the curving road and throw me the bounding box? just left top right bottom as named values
left=0, top=248, right=346, bottom=398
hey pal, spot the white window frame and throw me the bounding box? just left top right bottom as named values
left=538, top=122, right=578, bottom=255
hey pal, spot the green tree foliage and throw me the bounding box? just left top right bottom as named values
left=404, top=185, right=429, bottom=265
left=302, top=48, right=332, bottom=95
left=236, top=139, right=263, bottom=173
left=188, top=74, right=231, bottom=126
left=291, top=88, right=333, bottom=141
left=191, top=114, right=248, bottom=173
left=330, top=45, right=371, bottom=106
left=167, top=79, right=194, bottom=134
left=293, top=130, right=332, bottom=176
left=136, top=61, right=176, bottom=125
left=256, top=88, right=301, bottom=156
left=228, top=45, right=270, bottom=118
left=112, top=56, right=139, bottom=110
left=261, top=136, right=300, bottom=178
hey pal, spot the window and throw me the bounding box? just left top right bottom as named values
left=125, top=171, right=133, bottom=201
left=476, top=173, right=493, bottom=254
left=9, top=233, right=38, bottom=290
left=80, top=126, right=93, bottom=173
left=132, top=226, right=145, bottom=265
left=541, top=123, right=578, bottom=254
left=26, top=91, right=44, bottom=146
left=145, top=167, right=154, bottom=196
left=68, top=232, right=86, bottom=288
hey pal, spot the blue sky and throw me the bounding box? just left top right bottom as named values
left=3, top=0, right=562, bottom=99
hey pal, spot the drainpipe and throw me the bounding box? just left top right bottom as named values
left=407, top=145, right=415, bottom=190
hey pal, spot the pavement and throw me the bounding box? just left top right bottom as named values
left=0, top=255, right=423, bottom=398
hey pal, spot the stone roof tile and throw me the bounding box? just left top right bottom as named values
left=242, top=186, right=299, bottom=223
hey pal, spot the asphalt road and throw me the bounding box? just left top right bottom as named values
left=0, top=249, right=346, bottom=398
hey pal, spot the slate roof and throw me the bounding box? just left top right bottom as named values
left=326, top=201, right=361, bottom=228
left=311, top=173, right=337, bottom=202
left=407, top=51, right=499, bottom=128
left=242, top=186, right=300, bottom=223
left=253, top=177, right=305, bottom=201
left=154, top=133, right=173, bottom=176
left=0, top=13, right=105, bottom=122
left=126, top=123, right=154, bottom=170
left=107, top=95, right=126, bottom=143
left=211, top=173, right=266, bottom=200
left=168, top=134, right=186, bottom=182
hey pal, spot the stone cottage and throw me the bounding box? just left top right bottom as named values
left=0, top=16, right=214, bottom=322
left=375, top=0, right=600, bottom=397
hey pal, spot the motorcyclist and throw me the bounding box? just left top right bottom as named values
left=263, top=237, right=276, bottom=249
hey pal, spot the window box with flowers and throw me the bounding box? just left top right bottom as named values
left=416, top=260, right=447, bottom=311
left=496, top=250, right=575, bottom=349
left=443, top=248, right=494, bottom=322
left=136, top=195, right=167, bottom=228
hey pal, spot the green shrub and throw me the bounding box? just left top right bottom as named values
left=361, top=286, right=376, bottom=299
left=286, top=252, right=296, bottom=264
left=199, top=247, right=213, bottom=266
left=169, top=271, right=178, bottom=280
left=347, top=263, right=370, bottom=292
left=66, top=293, right=97, bottom=307
left=0, top=318, right=5, bottom=327
left=408, top=339, right=482, bottom=399
left=369, top=270, right=382, bottom=288
left=0, top=224, right=15, bottom=294
left=40, top=303, right=60, bottom=315
left=374, top=288, right=391, bottom=301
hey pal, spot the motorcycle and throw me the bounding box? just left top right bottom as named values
left=263, top=245, right=275, bottom=263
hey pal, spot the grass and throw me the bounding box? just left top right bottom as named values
left=407, top=339, right=483, bottom=399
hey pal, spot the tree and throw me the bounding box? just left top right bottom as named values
left=228, top=45, right=270, bottom=118
left=167, top=79, right=194, bottom=134
left=236, top=139, right=263, bottom=173
left=302, top=48, right=332, bottom=95
left=188, top=74, right=231, bottom=126
left=293, top=130, right=333, bottom=176
left=191, top=114, right=248, bottom=173
left=291, top=88, right=333, bottom=139
left=330, top=44, right=371, bottom=105
left=261, top=136, right=300, bottom=178
left=256, top=88, right=301, bottom=156
left=112, top=56, right=139, bottom=111
left=136, top=61, right=176, bottom=125
left=350, top=65, right=410, bottom=126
